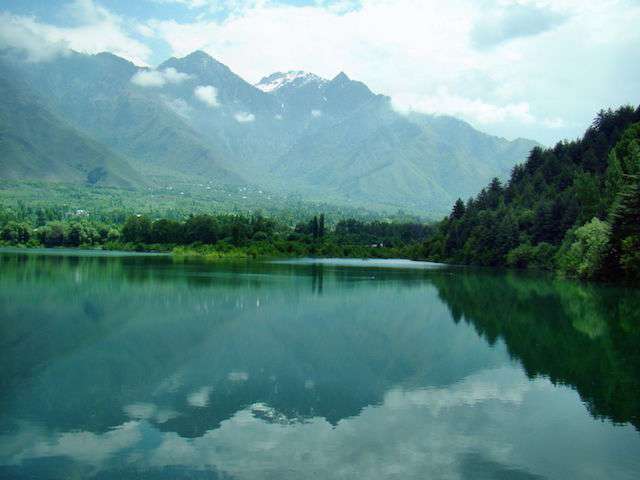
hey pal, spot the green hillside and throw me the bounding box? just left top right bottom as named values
left=0, top=76, right=143, bottom=188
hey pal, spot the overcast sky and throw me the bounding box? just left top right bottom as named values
left=1, top=0, right=639, bottom=144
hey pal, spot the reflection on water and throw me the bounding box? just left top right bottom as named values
left=0, top=251, right=639, bottom=479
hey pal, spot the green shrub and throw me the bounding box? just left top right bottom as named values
left=556, top=218, right=611, bottom=279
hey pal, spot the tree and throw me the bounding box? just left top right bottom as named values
left=318, top=214, right=326, bottom=238
left=151, top=219, right=183, bottom=244
left=67, top=222, right=97, bottom=246
left=310, top=216, right=319, bottom=239
left=40, top=221, right=67, bottom=247
left=556, top=218, right=611, bottom=279
left=184, top=215, right=217, bottom=244
left=0, top=221, right=32, bottom=244
left=609, top=174, right=640, bottom=279
left=122, top=215, right=151, bottom=243
left=450, top=199, right=465, bottom=220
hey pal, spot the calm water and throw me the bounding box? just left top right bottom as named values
left=1, top=250, right=639, bottom=479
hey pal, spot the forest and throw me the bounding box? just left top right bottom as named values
left=422, top=105, right=640, bottom=281
left=0, top=207, right=431, bottom=260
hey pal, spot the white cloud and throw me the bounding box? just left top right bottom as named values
left=131, top=70, right=166, bottom=87
left=228, top=370, right=249, bottom=381
left=311, top=109, right=322, bottom=117
left=392, top=88, right=536, bottom=126
left=163, top=96, right=193, bottom=118
left=234, top=112, right=255, bottom=123
left=194, top=85, right=219, bottom=107
left=123, top=403, right=179, bottom=423
left=0, top=13, right=69, bottom=62
left=152, top=0, right=212, bottom=9
left=131, top=67, right=192, bottom=87
left=542, top=117, right=566, bottom=129
left=163, top=67, right=192, bottom=82
left=0, top=0, right=152, bottom=65
left=187, top=386, right=213, bottom=407
left=143, top=0, right=640, bottom=143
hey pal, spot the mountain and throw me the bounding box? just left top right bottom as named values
left=255, top=71, right=328, bottom=93
left=0, top=74, right=143, bottom=188
left=0, top=48, right=539, bottom=214
left=0, top=50, right=241, bottom=184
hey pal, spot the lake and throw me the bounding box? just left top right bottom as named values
left=0, top=250, right=639, bottom=479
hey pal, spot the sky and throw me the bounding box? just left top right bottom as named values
left=0, top=0, right=639, bottom=144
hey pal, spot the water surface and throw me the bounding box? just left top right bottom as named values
left=0, top=250, right=639, bottom=479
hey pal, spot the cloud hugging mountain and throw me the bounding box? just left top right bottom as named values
left=0, top=49, right=538, bottom=214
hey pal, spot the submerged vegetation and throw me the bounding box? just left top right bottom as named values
left=422, top=106, right=640, bottom=282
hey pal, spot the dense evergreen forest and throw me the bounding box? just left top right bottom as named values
left=423, top=105, right=640, bottom=281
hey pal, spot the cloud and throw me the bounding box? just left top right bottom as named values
left=471, top=4, right=567, bottom=49
left=124, top=403, right=179, bottom=423
left=228, top=371, right=249, bottom=381
left=194, top=85, right=219, bottom=107
left=131, top=67, right=192, bottom=87
left=234, top=112, right=255, bottom=123
left=393, top=88, right=537, bottom=126
left=187, top=386, right=213, bottom=407
left=142, top=0, right=640, bottom=143
left=151, top=0, right=263, bottom=14
left=163, top=96, right=193, bottom=118
left=0, top=0, right=152, bottom=65
left=2, top=421, right=142, bottom=467
left=311, top=109, right=322, bottom=117
left=152, top=0, right=211, bottom=9
left=131, top=70, right=165, bottom=87
left=0, top=13, right=69, bottom=62
left=163, top=67, right=192, bottom=82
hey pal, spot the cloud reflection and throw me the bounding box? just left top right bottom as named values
left=6, top=366, right=633, bottom=479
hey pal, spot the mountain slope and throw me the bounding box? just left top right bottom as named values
left=0, top=75, right=143, bottom=188
left=1, top=50, right=241, bottom=184
left=272, top=94, right=537, bottom=211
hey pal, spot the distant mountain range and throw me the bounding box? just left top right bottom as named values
left=0, top=49, right=539, bottom=214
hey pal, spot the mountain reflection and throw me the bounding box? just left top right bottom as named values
left=0, top=252, right=639, bottom=479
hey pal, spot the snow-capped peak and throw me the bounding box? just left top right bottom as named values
left=255, top=71, right=327, bottom=93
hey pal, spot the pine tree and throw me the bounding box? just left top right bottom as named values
left=450, top=199, right=465, bottom=220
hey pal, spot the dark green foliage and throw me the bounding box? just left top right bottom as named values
left=38, top=222, right=67, bottom=247
left=609, top=174, right=640, bottom=279
left=1, top=221, right=32, bottom=244
left=122, top=216, right=152, bottom=243
left=422, top=105, right=640, bottom=281
left=0, top=205, right=433, bottom=261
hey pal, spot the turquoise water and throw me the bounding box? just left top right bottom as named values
left=0, top=250, right=639, bottom=479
